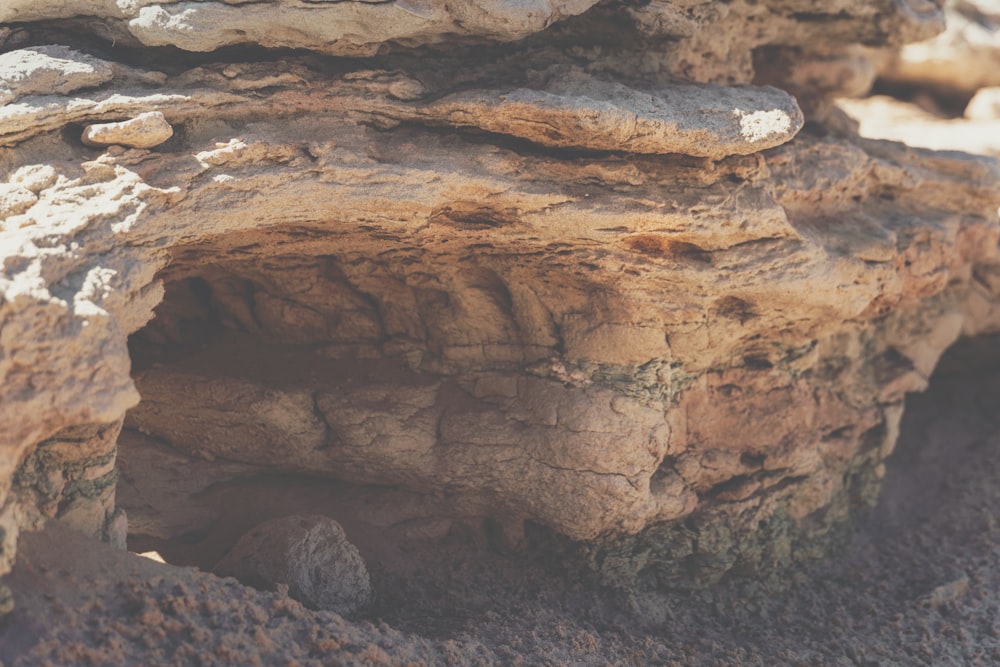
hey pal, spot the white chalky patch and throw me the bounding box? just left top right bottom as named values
left=735, top=108, right=795, bottom=143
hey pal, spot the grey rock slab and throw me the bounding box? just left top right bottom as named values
left=418, top=78, right=804, bottom=158
left=112, top=0, right=601, bottom=55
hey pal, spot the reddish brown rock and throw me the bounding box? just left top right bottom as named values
left=0, top=0, right=998, bottom=596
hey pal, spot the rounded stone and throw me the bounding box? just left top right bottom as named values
left=213, top=514, right=373, bottom=616
left=81, top=111, right=173, bottom=149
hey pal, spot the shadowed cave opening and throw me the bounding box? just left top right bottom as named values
left=113, top=226, right=1000, bottom=616
left=115, top=232, right=587, bottom=613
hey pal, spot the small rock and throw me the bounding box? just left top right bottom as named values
left=10, top=164, right=58, bottom=193
left=81, top=111, right=173, bottom=149
left=419, top=73, right=803, bottom=158
left=214, top=514, right=372, bottom=616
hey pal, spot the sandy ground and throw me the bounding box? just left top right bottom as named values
left=2, top=343, right=1000, bottom=666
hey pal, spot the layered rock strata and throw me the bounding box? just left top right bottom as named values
left=1, top=0, right=999, bottom=591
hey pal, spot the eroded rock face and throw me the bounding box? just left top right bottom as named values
left=1, top=0, right=999, bottom=590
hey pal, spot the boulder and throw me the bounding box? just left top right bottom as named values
left=81, top=111, right=174, bottom=149
left=214, top=515, right=373, bottom=616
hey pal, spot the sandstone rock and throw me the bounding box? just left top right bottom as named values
left=81, top=111, right=174, bottom=149
left=418, top=75, right=803, bottom=158
left=0, top=45, right=113, bottom=106
left=626, top=0, right=943, bottom=84
left=127, top=351, right=690, bottom=541
left=0, top=0, right=999, bottom=595
left=0, top=183, right=37, bottom=218
left=214, top=515, right=373, bottom=616
left=0, top=0, right=602, bottom=56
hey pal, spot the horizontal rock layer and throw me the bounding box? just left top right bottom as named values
left=1, top=0, right=999, bottom=591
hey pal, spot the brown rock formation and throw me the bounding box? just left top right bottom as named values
left=1, top=0, right=999, bottom=602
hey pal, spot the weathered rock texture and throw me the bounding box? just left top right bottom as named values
left=214, top=515, right=373, bottom=616
left=1, top=0, right=1000, bottom=594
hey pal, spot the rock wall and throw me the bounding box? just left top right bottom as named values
left=1, top=0, right=999, bottom=588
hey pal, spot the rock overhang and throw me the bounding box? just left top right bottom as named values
left=0, top=0, right=999, bottom=593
